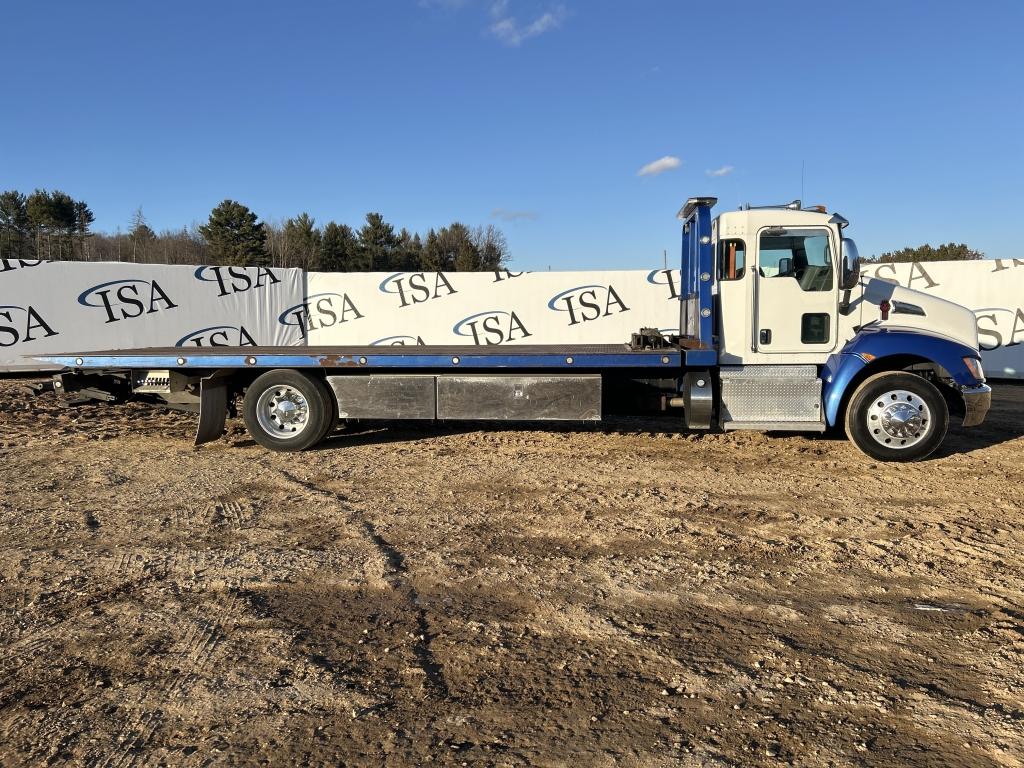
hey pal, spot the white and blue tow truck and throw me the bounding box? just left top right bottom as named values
left=34, top=197, right=991, bottom=461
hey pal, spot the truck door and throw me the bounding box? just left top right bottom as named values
left=754, top=227, right=838, bottom=354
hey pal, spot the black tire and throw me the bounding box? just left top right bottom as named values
left=243, top=369, right=334, bottom=452
left=844, top=371, right=949, bottom=462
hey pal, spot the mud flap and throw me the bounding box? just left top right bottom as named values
left=195, top=371, right=231, bottom=446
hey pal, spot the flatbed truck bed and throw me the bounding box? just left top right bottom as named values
left=36, top=343, right=716, bottom=371
left=35, top=337, right=717, bottom=452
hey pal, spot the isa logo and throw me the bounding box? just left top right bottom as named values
left=77, top=279, right=178, bottom=324
left=0, top=259, right=43, bottom=273
left=492, top=269, right=526, bottom=282
left=646, top=269, right=681, bottom=300
left=974, top=306, right=1024, bottom=351
left=176, top=325, right=258, bottom=347
left=990, top=259, right=1024, bottom=273
left=378, top=272, right=457, bottom=308
left=0, top=304, right=58, bottom=347
left=278, top=292, right=364, bottom=337
left=547, top=284, right=630, bottom=326
left=194, top=265, right=281, bottom=297
left=453, top=310, right=532, bottom=345
left=371, top=335, right=426, bottom=346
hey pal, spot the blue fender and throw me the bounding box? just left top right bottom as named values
left=821, top=326, right=983, bottom=427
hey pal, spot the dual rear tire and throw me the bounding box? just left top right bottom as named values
left=242, top=369, right=336, bottom=452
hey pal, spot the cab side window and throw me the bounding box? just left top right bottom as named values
left=718, top=239, right=746, bottom=280
left=758, top=230, right=834, bottom=291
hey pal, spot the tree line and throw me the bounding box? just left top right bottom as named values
left=866, top=243, right=983, bottom=263
left=2, top=187, right=986, bottom=271
left=0, top=190, right=510, bottom=272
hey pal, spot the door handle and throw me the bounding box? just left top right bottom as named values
left=759, top=329, right=772, bottom=345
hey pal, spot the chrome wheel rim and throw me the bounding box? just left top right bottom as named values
left=255, top=384, right=310, bottom=439
left=866, top=389, right=931, bottom=449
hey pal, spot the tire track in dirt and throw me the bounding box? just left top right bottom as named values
left=0, top=571, right=174, bottom=767
left=68, top=583, right=244, bottom=768
left=203, top=498, right=255, bottom=531
left=276, top=468, right=450, bottom=700
left=88, top=709, right=163, bottom=768
left=3, top=569, right=156, bottom=656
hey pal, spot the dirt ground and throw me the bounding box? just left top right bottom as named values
left=1, top=378, right=1022, bottom=768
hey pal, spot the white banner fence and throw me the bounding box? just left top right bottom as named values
left=0, top=260, right=304, bottom=371
left=2, top=257, right=1022, bottom=378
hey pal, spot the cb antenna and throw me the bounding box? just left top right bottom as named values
left=800, top=159, right=805, bottom=203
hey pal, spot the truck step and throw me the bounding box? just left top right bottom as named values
left=722, top=420, right=827, bottom=433
left=719, top=365, right=824, bottom=430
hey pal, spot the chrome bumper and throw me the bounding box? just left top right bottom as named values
left=961, top=383, right=992, bottom=428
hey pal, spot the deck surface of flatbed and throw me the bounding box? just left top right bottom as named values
left=57, top=344, right=638, bottom=357
left=34, top=343, right=718, bottom=370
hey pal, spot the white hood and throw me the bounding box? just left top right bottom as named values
left=861, top=277, right=980, bottom=351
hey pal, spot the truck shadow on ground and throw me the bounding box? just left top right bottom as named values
left=314, top=382, right=1024, bottom=457
left=935, top=380, right=1024, bottom=457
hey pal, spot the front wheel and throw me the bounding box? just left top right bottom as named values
left=243, top=369, right=334, bottom=452
left=844, top=371, right=949, bottom=462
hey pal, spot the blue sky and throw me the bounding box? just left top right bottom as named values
left=3, top=1, right=1022, bottom=269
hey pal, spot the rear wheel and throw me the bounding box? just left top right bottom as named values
left=844, top=371, right=948, bottom=462
left=243, top=369, right=334, bottom=452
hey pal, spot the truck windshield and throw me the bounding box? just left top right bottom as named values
left=759, top=229, right=834, bottom=291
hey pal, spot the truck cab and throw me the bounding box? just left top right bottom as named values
left=679, top=197, right=991, bottom=460
left=713, top=202, right=854, bottom=364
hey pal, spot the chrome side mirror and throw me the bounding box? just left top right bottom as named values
left=841, top=238, right=861, bottom=290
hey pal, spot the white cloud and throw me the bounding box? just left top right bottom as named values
left=637, top=155, right=682, bottom=177
left=705, top=165, right=734, bottom=178
left=421, top=1, right=567, bottom=46
left=490, top=4, right=567, bottom=46
left=491, top=208, right=539, bottom=222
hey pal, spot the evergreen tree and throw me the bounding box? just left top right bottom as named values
left=199, top=199, right=269, bottom=267
left=48, top=191, right=77, bottom=232
left=0, top=190, right=33, bottom=260
left=320, top=221, right=358, bottom=272
left=395, top=228, right=423, bottom=270
left=52, top=191, right=76, bottom=259
left=451, top=222, right=481, bottom=271
left=356, top=212, right=399, bottom=271
left=421, top=222, right=479, bottom=271
left=420, top=228, right=447, bottom=271
left=871, top=243, right=984, bottom=263
left=74, top=200, right=95, bottom=259
left=408, top=232, right=424, bottom=269
left=26, top=190, right=52, bottom=258
left=21, top=189, right=81, bottom=260
left=283, top=212, right=322, bottom=270
left=27, top=190, right=58, bottom=259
